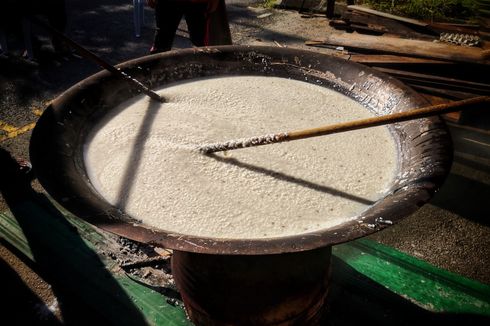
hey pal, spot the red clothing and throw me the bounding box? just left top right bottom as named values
left=151, top=0, right=231, bottom=53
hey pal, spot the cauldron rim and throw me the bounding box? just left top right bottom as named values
left=29, top=45, right=452, bottom=255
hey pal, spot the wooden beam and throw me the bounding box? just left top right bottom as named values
left=373, top=67, right=490, bottom=91
left=409, top=85, right=478, bottom=100
left=348, top=54, right=449, bottom=64
left=342, top=10, right=432, bottom=38
left=347, top=5, right=482, bottom=36
left=394, top=76, right=490, bottom=97
left=322, top=33, right=490, bottom=64
left=347, top=5, right=428, bottom=27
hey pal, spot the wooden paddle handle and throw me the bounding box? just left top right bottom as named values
left=200, top=96, right=490, bottom=153
left=287, top=96, right=489, bottom=140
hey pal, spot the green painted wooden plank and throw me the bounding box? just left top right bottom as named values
left=115, top=277, right=190, bottom=325
left=333, top=238, right=490, bottom=315
left=2, top=194, right=489, bottom=323
left=0, top=214, right=34, bottom=259
left=0, top=195, right=191, bottom=326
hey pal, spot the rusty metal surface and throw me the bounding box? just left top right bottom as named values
left=29, top=45, right=452, bottom=255
left=171, top=247, right=331, bottom=325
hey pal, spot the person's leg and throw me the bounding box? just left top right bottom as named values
left=44, top=0, right=68, bottom=53
left=0, top=30, right=8, bottom=55
left=152, top=1, right=184, bottom=53
left=1, top=1, right=14, bottom=55
left=205, top=0, right=232, bottom=46
left=184, top=2, right=208, bottom=47
left=21, top=18, right=35, bottom=60
left=44, top=0, right=67, bottom=32
left=24, top=0, right=67, bottom=54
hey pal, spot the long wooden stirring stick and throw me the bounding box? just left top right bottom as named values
left=31, top=17, right=165, bottom=103
left=199, top=96, right=490, bottom=154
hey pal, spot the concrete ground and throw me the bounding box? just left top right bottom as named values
left=0, top=0, right=489, bottom=322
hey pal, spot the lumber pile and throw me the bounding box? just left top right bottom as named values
left=331, top=5, right=485, bottom=39
left=306, top=5, right=490, bottom=123
left=305, top=33, right=490, bottom=100
left=320, top=33, right=490, bottom=64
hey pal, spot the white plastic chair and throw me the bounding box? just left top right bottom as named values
left=133, top=0, right=145, bottom=38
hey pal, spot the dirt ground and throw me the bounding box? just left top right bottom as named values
left=1, top=0, right=489, bottom=323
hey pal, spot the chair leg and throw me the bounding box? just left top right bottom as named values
left=0, top=29, right=8, bottom=54
left=22, top=18, right=35, bottom=60
left=140, top=0, right=145, bottom=26
left=133, top=0, right=144, bottom=38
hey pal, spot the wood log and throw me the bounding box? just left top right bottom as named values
left=409, top=85, right=479, bottom=100
left=330, top=19, right=386, bottom=35
left=347, top=5, right=482, bottom=36
left=329, top=20, right=350, bottom=28
left=347, top=5, right=428, bottom=27
left=342, top=10, right=432, bottom=38
left=393, top=76, right=490, bottom=96
left=348, top=54, right=449, bottom=64
left=322, top=33, right=490, bottom=64
left=348, top=23, right=385, bottom=35
left=373, top=67, right=490, bottom=92
left=428, top=22, right=481, bottom=35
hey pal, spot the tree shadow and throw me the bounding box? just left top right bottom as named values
left=226, top=5, right=313, bottom=45
left=429, top=172, right=490, bottom=226
left=1, top=0, right=158, bottom=107
left=0, top=147, right=148, bottom=325
left=1, top=0, right=320, bottom=118
left=207, top=153, right=375, bottom=205
left=115, top=99, right=160, bottom=210
left=325, top=256, right=490, bottom=325
left=0, top=256, right=62, bottom=325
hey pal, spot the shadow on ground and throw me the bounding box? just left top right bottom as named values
left=0, top=256, right=61, bottom=325
left=430, top=172, right=490, bottom=226
left=325, top=256, right=490, bottom=326
left=429, top=124, right=490, bottom=226
left=0, top=147, right=148, bottom=325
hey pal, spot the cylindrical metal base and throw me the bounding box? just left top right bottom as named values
left=172, top=246, right=332, bottom=325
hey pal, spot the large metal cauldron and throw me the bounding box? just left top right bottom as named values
left=30, top=46, right=452, bottom=325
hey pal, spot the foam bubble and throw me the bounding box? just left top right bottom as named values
left=84, top=76, right=397, bottom=239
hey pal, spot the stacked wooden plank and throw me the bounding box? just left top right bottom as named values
left=330, top=5, right=485, bottom=39
left=307, top=5, right=490, bottom=122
